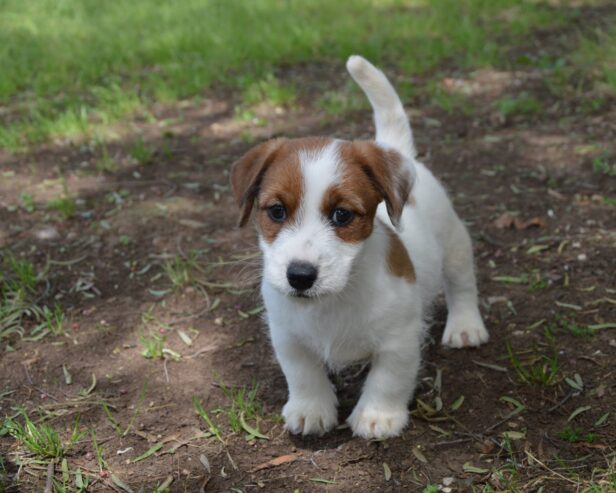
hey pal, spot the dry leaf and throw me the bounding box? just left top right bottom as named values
left=249, top=453, right=300, bottom=473
left=493, top=213, right=545, bottom=230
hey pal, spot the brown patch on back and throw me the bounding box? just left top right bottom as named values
left=381, top=220, right=416, bottom=282
left=230, top=136, right=333, bottom=243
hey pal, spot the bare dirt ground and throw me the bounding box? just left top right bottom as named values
left=1, top=8, right=616, bottom=493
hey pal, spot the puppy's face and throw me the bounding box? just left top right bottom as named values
left=231, top=137, right=412, bottom=298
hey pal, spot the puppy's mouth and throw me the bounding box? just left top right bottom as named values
left=290, top=290, right=314, bottom=299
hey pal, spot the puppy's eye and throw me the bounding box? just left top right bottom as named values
left=267, top=204, right=287, bottom=223
left=330, top=208, right=354, bottom=227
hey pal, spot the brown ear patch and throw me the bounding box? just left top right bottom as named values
left=338, top=140, right=412, bottom=228
left=231, top=136, right=334, bottom=242
left=381, top=221, right=416, bottom=283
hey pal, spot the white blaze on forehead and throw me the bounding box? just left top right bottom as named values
left=298, top=140, right=341, bottom=222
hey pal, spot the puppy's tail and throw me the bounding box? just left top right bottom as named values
left=346, top=55, right=415, bottom=159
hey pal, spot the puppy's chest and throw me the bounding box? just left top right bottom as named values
left=291, top=307, right=379, bottom=367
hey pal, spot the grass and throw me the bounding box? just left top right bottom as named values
left=140, top=333, right=166, bottom=359
left=3, top=410, right=83, bottom=460
left=572, top=18, right=616, bottom=95
left=218, top=383, right=264, bottom=435
left=0, top=0, right=570, bottom=150
left=129, top=137, right=155, bottom=165
left=592, top=152, right=616, bottom=177
left=0, top=252, right=43, bottom=341
left=558, top=424, right=596, bottom=444
left=495, top=92, right=543, bottom=118
left=506, top=343, right=559, bottom=386
left=162, top=252, right=205, bottom=290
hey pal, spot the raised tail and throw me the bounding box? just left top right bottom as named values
left=346, top=55, right=415, bottom=159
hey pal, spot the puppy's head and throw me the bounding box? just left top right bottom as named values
left=231, top=137, right=413, bottom=298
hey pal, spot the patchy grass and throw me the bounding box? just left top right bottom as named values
left=0, top=253, right=43, bottom=342
left=507, top=344, right=560, bottom=386
left=0, top=0, right=570, bottom=150
left=3, top=410, right=83, bottom=460
left=495, top=91, right=543, bottom=118
left=573, top=17, right=616, bottom=95
left=558, top=424, right=596, bottom=444
left=129, top=137, right=155, bottom=165
left=592, top=152, right=616, bottom=177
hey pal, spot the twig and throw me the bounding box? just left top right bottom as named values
left=163, top=359, right=170, bottom=383
left=548, top=390, right=574, bottom=413
left=43, top=461, right=54, bottom=493
left=427, top=437, right=474, bottom=448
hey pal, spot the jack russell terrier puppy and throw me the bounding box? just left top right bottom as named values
left=230, top=55, right=489, bottom=439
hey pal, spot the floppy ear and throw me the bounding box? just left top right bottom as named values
left=352, top=141, right=414, bottom=228
left=230, top=139, right=285, bottom=227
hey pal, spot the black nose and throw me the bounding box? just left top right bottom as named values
left=286, top=262, right=318, bottom=291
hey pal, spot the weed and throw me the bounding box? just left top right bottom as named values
left=592, top=153, right=616, bottom=177
left=317, top=81, right=367, bottom=116
left=193, top=396, right=224, bottom=443
left=129, top=137, right=155, bottom=165
left=506, top=343, right=559, bottom=386
left=423, top=485, right=439, bottom=493
left=140, top=333, right=166, bottom=359
left=240, top=73, right=296, bottom=107
left=19, top=192, right=36, bottom=213
left=427, top=81, right=472, bottom=114
left=218, top=383, right=264, bottom=434
left=163, top=252, right=204, bottom=290
left=0, top=253, right=43, bottom=341
left=90, top=429, right=108, bottom=472
left=96, top=144, right=119, bottom=173
left=558, top=425, right=596, bottom=444
left=3, top=410, right=84, bottom=459
left=561, top=318, right=593, bottom=337
left=496, top=92, right=542, bottom=118
left=38, top=304, right=66, bottom=336
left=46, top=196, right=76, bottom=219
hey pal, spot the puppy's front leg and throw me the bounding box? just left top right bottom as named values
left=347, top=329, right=421, bottom=439
left=271, top=330, right=338, bottom=435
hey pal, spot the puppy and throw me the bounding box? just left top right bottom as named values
left=230, top=56, right=489, bottom=439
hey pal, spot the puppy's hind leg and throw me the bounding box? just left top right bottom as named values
left=441, top=218, right=489, bottom=348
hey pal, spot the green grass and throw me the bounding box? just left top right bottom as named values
left=506, top=343, right=559, bottom=386
left=218, top=383, right=264, bottom=434
left=557, top=425, right=596, bottom=444
left=3, top=410, right=84, bottom=460
left=129, top=137, right=155, bottom=165
left=0, top=0, right=569, bottom=150
left=573, top=18, right=616, bottom=95
left=592, top=152, right=616, bottom=177
left=0, top=252, right=44, bottom=341
left=495, top=92, right=543, bottom=118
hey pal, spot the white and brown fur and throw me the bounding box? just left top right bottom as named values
left=230, top=56, right=488, bottom=439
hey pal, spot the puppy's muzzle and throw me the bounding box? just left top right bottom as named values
left=286, top=261, right=318, bottom=292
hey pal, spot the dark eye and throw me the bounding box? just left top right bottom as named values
left=330, top=208, right=354, bottom=227
left=267, top=204, right=287, bottom=223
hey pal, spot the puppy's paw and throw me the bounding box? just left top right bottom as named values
left=282, top=397, right=338, bottom=436
left=347, top=402, right=408, bottom=439
left=442, top=311, right=489, bottom=348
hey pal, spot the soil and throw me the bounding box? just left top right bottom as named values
left=1, top=7, right=616, bottom=492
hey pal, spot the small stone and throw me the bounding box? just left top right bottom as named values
left=32, top=225, right=60, bottom=241
left=442, top=477, right=455, bottom=486
left=577, top=253, right=587, bottom=261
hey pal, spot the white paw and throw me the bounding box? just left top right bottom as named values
left=282, top=396, right=338, bottom=436
left=347, top=402, right=408, bottom=439
left=442, top=310, right=489, bottom=348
